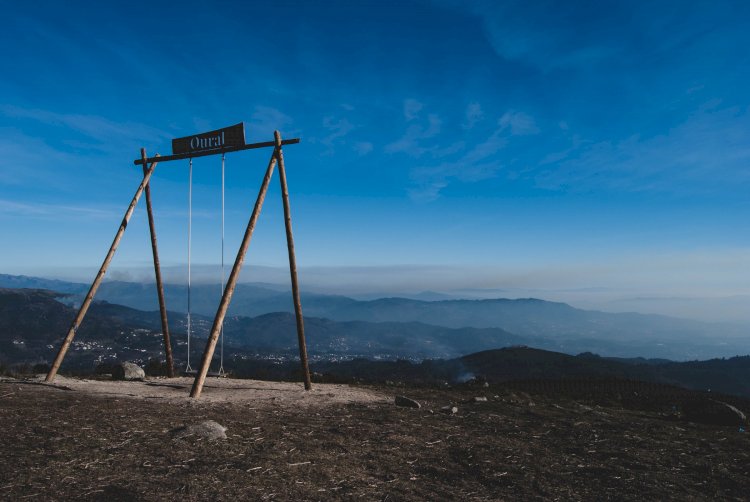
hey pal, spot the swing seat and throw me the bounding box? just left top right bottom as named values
left=182, top=370, right=227, bottom=378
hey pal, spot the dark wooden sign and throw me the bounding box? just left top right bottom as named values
left=172, top=123, right=246, bottom=155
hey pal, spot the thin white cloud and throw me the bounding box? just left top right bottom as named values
left=385, top=113, right=442, bottom=156
left=409, top=159, right=502, bottom=202
left=0, top=104, right=171, bottom=145
left=0, top=130, right=78, bottom=188
left=466, top=2, right=628, bottom=72
left=250, top=106, right=293, bottom=136
left=353, top=141, right=374, bottom=155
left=321, top=116, right=355, bottom=148
left=461, top=128, right=508, bottom=164
left=423, top=114, right=441, bottom=137
left=0, top=198, right=117, bottom=220
left=408, top=110, right=538, bottom=200
left=498, top=111, right=539, bottom=135
left=539, top=134, right=584, bottom=165
left=407, top=179, right=448, bottom=203
left=466, top=1, right=731, bottom=76
left=536, top=104, right=750, bottom=193
left=462, top=102, right=484, bottom=130
left=403, top=98, right=424, bottom=121
left=432, top=141, right=466, bottom=158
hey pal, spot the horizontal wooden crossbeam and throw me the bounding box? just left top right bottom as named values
left=132, top=138, right=301, bottom=165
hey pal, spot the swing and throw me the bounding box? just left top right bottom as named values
left=183, top=154, right=227, bottom=378
left=45, top=124, right=311, bottom=398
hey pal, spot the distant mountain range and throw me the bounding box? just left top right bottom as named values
left=0, top=287, right=547, bottom=364
left=3, top=286, right=750, bottom=398
left=1, top=273, right=749, bottom=360
left=304, top=346, right=750, bottom=398
left=459, top=347, right=750, bottom=398
left=0, top=286, right=716, bottom=366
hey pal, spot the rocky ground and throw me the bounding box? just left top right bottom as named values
left=1, top=376, right=749, bottom=501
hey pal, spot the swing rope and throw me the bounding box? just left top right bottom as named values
left=185, top=157, right=193, bottom=372
left=184, top=155, right=226, bottom=376
left=219, top=153, right=226, bottom=375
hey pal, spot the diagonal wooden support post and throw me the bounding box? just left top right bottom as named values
left=190, top=138, right=279, bottom=398
left=275, top=131, right=312, bottom=390
left=46, top=156, right=160, bottom=382
left=141, top=148, right=175, bottom=378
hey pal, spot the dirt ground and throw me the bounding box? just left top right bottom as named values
left=19, top=375, right=388, bottom=407
left=1, top=376, right=749, bottom=501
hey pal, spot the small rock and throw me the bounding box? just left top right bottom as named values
left=171, top=420, right=227, bottom=440
left=441, top=406, right=458, bottom=415
left=472, top=396, right=488, bottom=403
left=463, top=376, right=489, bottom=387
left=112, top=362, right=145, bottom=381
left=395, top=395, right=421, bottom=409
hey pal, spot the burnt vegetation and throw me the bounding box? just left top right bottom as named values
left=0, top=376, right=748, bottom=500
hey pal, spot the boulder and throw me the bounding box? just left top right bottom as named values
left=111, top=362, right=145, bottom=381
left=171, top=420, right=227, bottom=440
left=441, top=406, right=458, bottom=415
left=395, top=395, right=421, bottom=409
left=463, top=376, right=489, bottom=387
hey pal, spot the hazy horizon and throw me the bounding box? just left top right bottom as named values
left=4, top=265, right=749, bottom=324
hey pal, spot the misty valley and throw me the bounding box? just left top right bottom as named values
left=2, top=274, right=750, bottom=399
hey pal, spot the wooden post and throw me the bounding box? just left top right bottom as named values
left=190, top=143, right=279, bottom=398
left=141, top=148, right=175, bottom=378
left=275, top=131, right=312, bottom=390
left=45, top=157, right=160, bottom=382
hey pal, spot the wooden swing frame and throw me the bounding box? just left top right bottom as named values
left=44, top=128, right=312, bottom=399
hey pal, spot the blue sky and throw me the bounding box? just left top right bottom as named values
left=1, top=1, right=749, bottom=318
